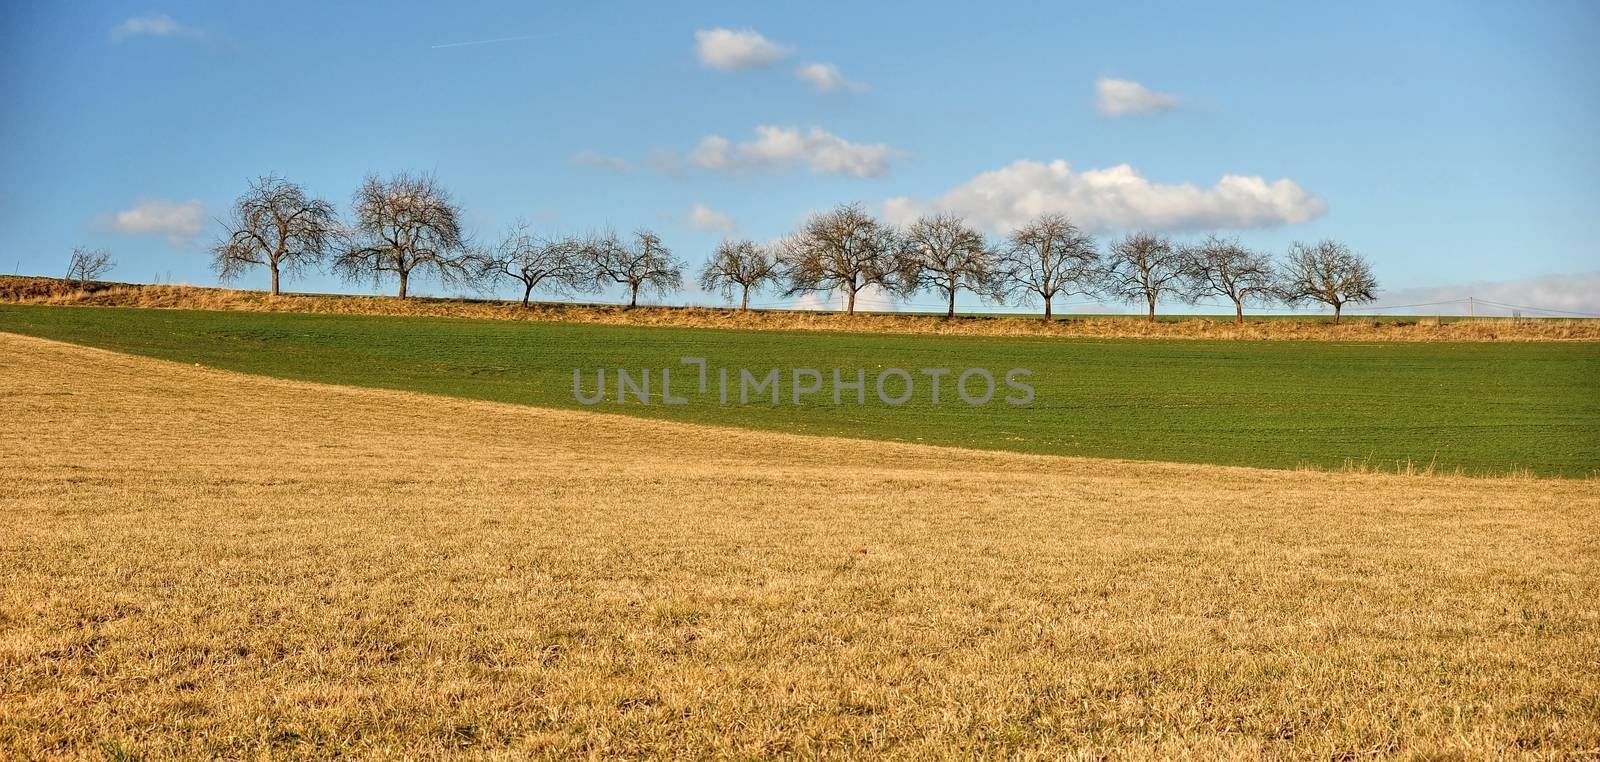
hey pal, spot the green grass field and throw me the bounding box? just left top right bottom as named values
left=3, top=304, right=1596, bottom=476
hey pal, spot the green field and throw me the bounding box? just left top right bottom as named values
left=3, top=304, right=1596, bottom=476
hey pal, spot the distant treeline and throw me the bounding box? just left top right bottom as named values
left=76, top=172, right=1385, bottom=324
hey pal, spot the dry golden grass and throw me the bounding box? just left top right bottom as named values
left=5, top=275, right=1596, bottom=342
left=2, top=332, right=1598, bottom=759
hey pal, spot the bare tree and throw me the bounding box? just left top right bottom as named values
left=333, top=172, right=481, bottom=299
left=587, top=229, right=685, bottom=308
left=993, top=213, right=1099, bottom=320
left=699, top=239, right=778, bottom=311
left=1278, top=239, right=1379, bottom=324
left=779, top=203, right=899, bottom=315
left=211, top=174, right=340, bottom=296
left=898, top=214, right=998, bottom=319
left=487, top=221, right=594, bottom=307
left=65, top=247, right=114, bottom=287
left=1179, top=235, right=1277, bottom=325
left=1102, top=232, right=1183, bottom=322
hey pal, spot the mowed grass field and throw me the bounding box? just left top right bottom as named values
left=2, top=333, right=1597, bottom=758
left=2, top=303, right=1597, bottom=475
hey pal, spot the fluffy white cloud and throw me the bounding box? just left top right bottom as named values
left=569, top=150, right=629, bottom=171
left=688, top=203, right=737, bottom=232
left=99, top=198, right=206, bottom=244
left=1095, top=78, right=1180, bottom=116
left=884, top=159, right=1326, bottom=233
left=688, top=126, right=901, bottom=178
left=111, top=14, right=204, bottom=42
left=795, top=62, right=869, bottom=93
left=694, top=28, right=791, bottom=70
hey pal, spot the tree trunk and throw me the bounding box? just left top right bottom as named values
left=628, top=283, right=640, bottom=309
left=947, top=289, right=957, bottom=319
left=521, top=283, right=533, bottom=308
left=1146, top=295, right=1157, bottom=323
left=1234, top=300, right=1244, bottom=325
left=1332, top=302, right=1342, bottom=325
left=397, top=269, right=409, bottom=300
left=846, top=288, right=857, bottom=315
left=740, top=286, right=749, bottom=311
left=1043, top=295, right=1053, bottom=321
left=269, top=266, right=280, bottom=297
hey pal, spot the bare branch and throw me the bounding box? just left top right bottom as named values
left=1276, top=239, right=1379, bottom=324
left=897, top=213, right=999, bottom=319
left=777, top=203, right=898, bottom=315
left=333, top=172, right=482, bottom=299
left=211, top=174, right=339, bottom=296
left=992, top=213, right=1098, bottom=320
left=698, top=239, right=778, bottom=311
left=585, top=228, right=685, bottom=308
left=65, top=247, right=115, bottom=287
left=1177, top=234, right=1278, bottom=325
left=1102, top=232, right=1183, bottom=322
left=487, top=220, right=596, bottom=307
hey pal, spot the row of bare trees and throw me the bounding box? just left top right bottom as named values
left=212, top=172, right=686, bottom=306
left=212, top=174, right=1378, bottom=322
left=705, top=204, right=1379, bottom=324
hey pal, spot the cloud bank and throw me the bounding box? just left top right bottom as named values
left=1371, top=272, right=1600, bottom=316
left=884, top=159, right=1326, bottom=233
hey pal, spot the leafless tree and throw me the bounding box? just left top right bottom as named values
left=488, top=221, right=594, bottom=307
left=211, top=174, right=340, bottom=296
left=586, top=229, right=685, bottom=308
left=1102, top=232, right=1183, bottom=322
left=897, top=214, right=999, bottom=319
left=1277, top=239, right=1379, bottom=324
left=65, top=247, right=114, bottom=287
left=698, top=239, right=778, bottom=311
left=333, top=172, right=482, bottom=299
left=1179, top=235, right=1277, bottom=325
left=779, top=203, right=899, bottom=315
left=993, top=213, right=1099, bottom=320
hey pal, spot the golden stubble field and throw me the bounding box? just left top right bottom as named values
left=1, top=332, right=1597, bottom=759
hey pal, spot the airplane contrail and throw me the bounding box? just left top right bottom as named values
left=430, top=32, right=561, bottom=50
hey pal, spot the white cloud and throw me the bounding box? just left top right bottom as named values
left=688, top=125, right=901, bottom=178
left=694, top=28, right=791, bottom=71
left=1095, top=78, right=1180, bottom=116
left=884, top=159, right=1326, bottom=233
left=569, top=150, right=629, bottom=171
left=111, top=14, right=205, bottom=42
left=99, top=198, right=206, bottom=244
left=795, top=62, right=869, bottom=93
left=688, top=203, right=737, bottom=232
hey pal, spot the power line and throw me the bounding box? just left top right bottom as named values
left=1343, top=299, right=1469, bottom=312
left=1471, top=298, right=1600, bottom=318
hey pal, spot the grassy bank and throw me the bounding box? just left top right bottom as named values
left=4, top=275, right=1597, bottom=342
left=3, top=304, right=1596, bottom=476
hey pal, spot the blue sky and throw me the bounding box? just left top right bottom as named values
left=2, top=0, right=1597, bottom=314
